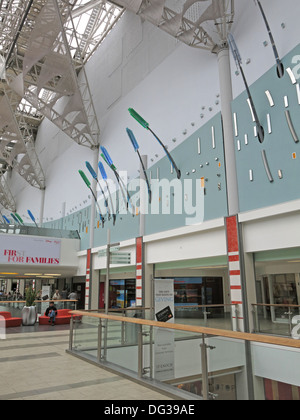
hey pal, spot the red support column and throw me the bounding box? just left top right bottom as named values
left=85, top=248, right=91, bottom=310
left=136, top=237, right=143, bottom=307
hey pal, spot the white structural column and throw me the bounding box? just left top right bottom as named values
left=139, top=154, right=148, bottom=237
left=85, top=146, right=99, bottom=310
left=217, top=47, right=239, bottom=216
left=39, top=188, right=46, bottom=227
left=89, top=147, right=99, bottom=249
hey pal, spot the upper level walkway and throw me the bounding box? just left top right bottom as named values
left=0, top=223, right=80, bottom=239
left=0, top=324, right=173, bottom=400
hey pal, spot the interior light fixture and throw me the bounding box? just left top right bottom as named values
left=189, top=265, right=228, bottom=270
left=0, top=272, right=19, bottom=275
left=44, top=274, right=61, bottom=276
left=24, top=273, right=41, bottom=276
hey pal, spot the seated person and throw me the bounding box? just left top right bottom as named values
left=45, top=301, right=58, bottom=326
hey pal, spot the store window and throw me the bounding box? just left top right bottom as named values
left=176, top=372, right=236, bottom=400
left=272, top=274, right=298, bottom=305
left=109, top=279, right=136, bottom=308
left=254, top=251, right=300, bottom=335
left=264, top=378, right=300, bottom=400
left=174, top=277, right=223, bottom=306
left=173, top=277, right=223, bottom=319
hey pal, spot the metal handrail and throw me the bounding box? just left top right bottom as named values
left=252, top=303, right=300, bottom=308
left=175, top=303, right=236, bottom=308
left=0, top=299, right=78, bottom=304
left=251, top=303, right=300, bottom=336
left=68, top=309, right=300, bottom=400
left=70, top=310, right=300, bottom=349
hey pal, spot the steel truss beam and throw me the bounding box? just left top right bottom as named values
left=0, top=86, right=45, bottom=189
left=0, top=0, right=125, bottom=197
left=114, top=0, right=234, bottom=51
left=72, top=1, right=124, bottom=63
left=0, top=170, right=16, bottom=212
left=5, top=0, right=100, bottom=149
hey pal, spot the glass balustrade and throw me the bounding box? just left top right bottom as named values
left=252, top=304, right=300, bottom=337
left=174, top=304, right=236, bottom=330
left=0, top=223, right=80, bottom=239
left=0, top=299, right=78, bottom=318
left=68, top=310, right=300, bottom=400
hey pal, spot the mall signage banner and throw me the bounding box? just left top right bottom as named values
left=0, top=235, right=61, bottom=265
left=154, top=278, right=175, bottom=381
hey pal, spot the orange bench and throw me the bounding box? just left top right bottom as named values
left=0, top=311, right=22, bottom=327
left=39, top=308, right=74, bottom=325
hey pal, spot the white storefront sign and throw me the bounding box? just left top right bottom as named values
left=154, top=278, right=175, bottom=381
left=0, top=235, right=61, bottom=265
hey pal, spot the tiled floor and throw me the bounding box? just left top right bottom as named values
left=0, top=326, right=173, bottom=400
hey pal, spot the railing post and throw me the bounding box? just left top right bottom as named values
left=103, top=319, right=108, bottom=361
left=284, top=306, right=293, bottom=336
left=235, top=304, right=240, bottom=331
left=97, top=319, right=102, bottom=362
left=203, top=310, right=208, bottom=327
left=138, top=324, right=143, bottom=378
left=149, top=325, right=153, bottom=379
left=69, top=315, right=74, bottom=351
left=252, top=304, right=258, bottom=333
left=121, top=310, right=126, bottom=345
left=200, top=334, right=209, bottom=400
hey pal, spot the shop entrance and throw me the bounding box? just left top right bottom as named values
left=264, top=378, right=300, bottom=400
left=172, top=277, right=224, bottom=319
left=74, top=283, right=85, bottom=309
left=174, top=371, right=237, bottom=400
left=109, top=279, right=136, bottom=309
left=174, top=277, right=223, bottom=305
left=256, top=273, right=300, bottom=323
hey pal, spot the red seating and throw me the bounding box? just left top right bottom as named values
left=39, top=308, right=73, bottom=325
left=0, top=311, right=22, bottom=327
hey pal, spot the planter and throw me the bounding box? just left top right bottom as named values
left=22, top=306, right=37, bottom=326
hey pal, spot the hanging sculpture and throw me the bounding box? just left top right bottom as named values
left=100, top=146, right=135, bottom=214
left=228, top=33, right=265, bottom=144
left=129, top=108, right=181, bottom=179
left=126, top=128, right=152, bottom=203
left=78, top=169, right=105, bottom=227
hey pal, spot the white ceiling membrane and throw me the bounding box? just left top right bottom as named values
left=0, top=0, right=122, bottom=210
left=115, top=0, right=234, bottom=50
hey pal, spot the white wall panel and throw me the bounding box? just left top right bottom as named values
left=3, top=1, right=300, bottom=236
left=242, top=211, right=300, bottom=253
left=146, top=226, right=227, bottom=264
left=252, top=342, right=300, bottom=387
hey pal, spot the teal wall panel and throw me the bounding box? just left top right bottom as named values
left=144, top=113, right=228, bottom=235
left=44, top=112, right=229, bottom=248
left=232, top=43, right=300, bottom=213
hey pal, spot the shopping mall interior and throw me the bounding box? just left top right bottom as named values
left=0, top=0, right=300, bottom=401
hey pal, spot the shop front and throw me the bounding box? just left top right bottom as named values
left=173, top=277, right=224, bottom=319
left=109, top=279, right=136, bottom=309
left=254, top=248, right=300, bottom=335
